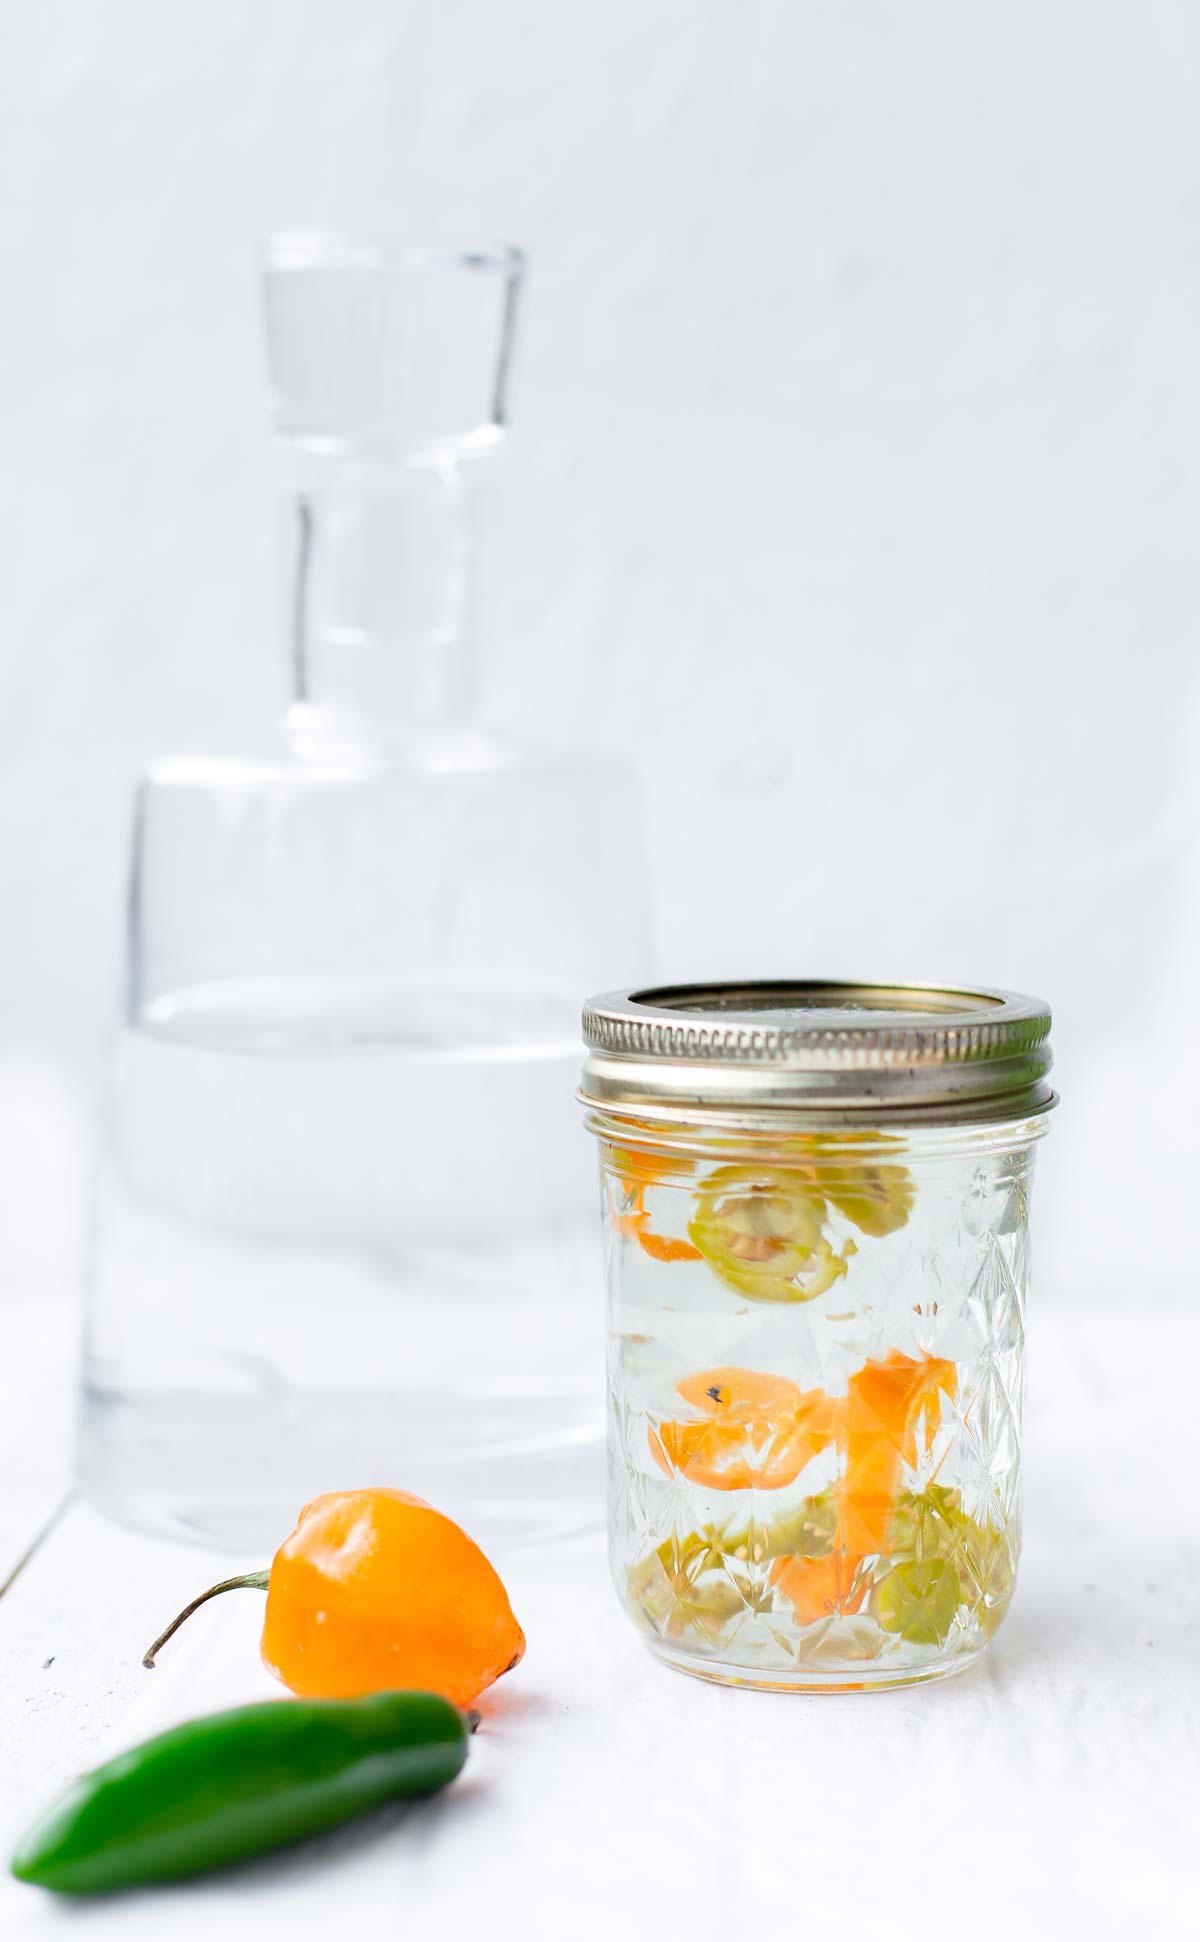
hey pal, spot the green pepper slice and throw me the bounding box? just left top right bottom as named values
left=818, top=1159, right=914, bottom=1237
left=687, top=1166, right=854, bottom=1303
left=876, top=1557, right=960, bottom=1645
left=875, top=1486, right=1015, bottom=1644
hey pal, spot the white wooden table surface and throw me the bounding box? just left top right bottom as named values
left=3, top=1285, right=1197, bottom=1941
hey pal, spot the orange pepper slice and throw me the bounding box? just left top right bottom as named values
left=607, top=1144, right=681, bottom=1188
left=609, top=1181, right=702, bottom=1264
left=768, top=1350, right=957, bottom=1624
left=635, top=1228, right=705, bottom=1263
left=650, top=1366, right=839, bottom=1492
left=837, top=1350, right=957, bottom=1556
left=770, top=1546, right=870, bottom=1624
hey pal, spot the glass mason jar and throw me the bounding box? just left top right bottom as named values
left=579, top=981, right=1056, bottom=1693
left=78, top=240, right=648, bottom=1552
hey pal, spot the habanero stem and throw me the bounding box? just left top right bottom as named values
left=143, top=1571, right=270, bottom=1669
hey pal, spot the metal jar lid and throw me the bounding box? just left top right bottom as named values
left=580, top=980, right=1055, bottom=1130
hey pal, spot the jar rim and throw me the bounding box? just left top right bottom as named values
left=580, top=979, right=1056, bottom=1129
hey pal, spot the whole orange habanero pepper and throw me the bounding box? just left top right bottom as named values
left=143, top=1488, right=525, bottom=1710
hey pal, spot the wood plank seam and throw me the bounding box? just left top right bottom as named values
left=0, top=1492, right=76, bottom=1604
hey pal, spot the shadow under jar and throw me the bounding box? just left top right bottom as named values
left=579, top=981, right=1057, bottom=1694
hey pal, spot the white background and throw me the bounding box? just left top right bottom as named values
left=1, top=1, right=1198, bottom=1299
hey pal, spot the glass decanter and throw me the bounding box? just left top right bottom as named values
left=80, top=236, right=648, bottom=1551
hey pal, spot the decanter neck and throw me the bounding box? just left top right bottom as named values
left=285, top=448, right=486, bottom=743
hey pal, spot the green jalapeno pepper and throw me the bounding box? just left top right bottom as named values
left=11, top=1689, right=471, bottom=1895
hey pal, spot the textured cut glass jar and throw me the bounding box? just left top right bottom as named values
left=579, top=981, right=1056, bottom=1693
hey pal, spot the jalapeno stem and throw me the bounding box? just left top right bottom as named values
left=142, top=1571, right=271, bottom=1669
